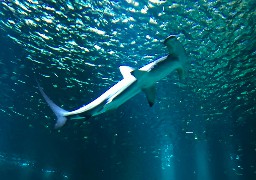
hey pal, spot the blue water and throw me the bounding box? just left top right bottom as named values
left=0, top=0, right=255, bottom=179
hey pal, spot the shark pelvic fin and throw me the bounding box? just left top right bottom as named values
left=142, top=85, right=156, bottom=107
left=119, top=66, right=134, bottom=78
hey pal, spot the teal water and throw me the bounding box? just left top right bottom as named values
left=0, top=0, right=255, bottom=180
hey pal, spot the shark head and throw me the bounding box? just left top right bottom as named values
left=164, top=35, right=189, bottom=79
left=164, top=35, right=185, bottom=57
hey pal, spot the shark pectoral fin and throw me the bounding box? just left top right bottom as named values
left=142, top=85, right=156, bottom=107
left=119, top=66, right=134, bottom=78
left=131, top=70, right=147, bottom=79
left=177, top=68, right=185, bottom=80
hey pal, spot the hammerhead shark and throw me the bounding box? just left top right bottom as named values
left=38, top=35, right=188, bottom=128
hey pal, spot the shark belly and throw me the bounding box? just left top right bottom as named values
left=99, top=81, right=142, bottom=113
left=66, top=76, right=137, bottom=117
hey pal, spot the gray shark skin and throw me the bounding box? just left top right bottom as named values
left=38, top=35, right=188, bottom=128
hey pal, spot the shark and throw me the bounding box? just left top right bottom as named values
left=38, top=35, right=188, bottom=128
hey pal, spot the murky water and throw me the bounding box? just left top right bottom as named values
left=0, top=0, right=255, bottom=179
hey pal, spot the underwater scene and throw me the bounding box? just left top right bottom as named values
left=0, top=0, right=255, bottom=179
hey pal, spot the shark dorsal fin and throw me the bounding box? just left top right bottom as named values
left=119, top=66, right=134, bottom=78
left=142, top=85, right=156, bottom=107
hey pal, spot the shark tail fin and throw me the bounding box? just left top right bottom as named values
left=37, top=82, right=69, bottom=129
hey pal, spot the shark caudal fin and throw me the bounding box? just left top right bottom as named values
left=37, top=82, right=69, bottom=129
left=164, top=35, right=188, bottom=79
